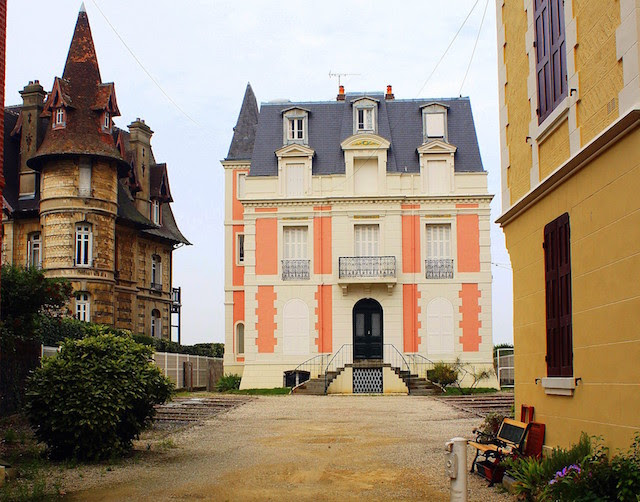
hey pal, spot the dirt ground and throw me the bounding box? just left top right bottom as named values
left=62, top=395, right=511, bottom=501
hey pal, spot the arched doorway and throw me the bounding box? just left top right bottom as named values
left=353, top=298, right=383, bottom=360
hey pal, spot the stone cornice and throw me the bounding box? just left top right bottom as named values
left=242, top=194, right=493, bottom=209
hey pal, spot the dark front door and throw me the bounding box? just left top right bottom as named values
left=353, top=299, right=383, bottom=360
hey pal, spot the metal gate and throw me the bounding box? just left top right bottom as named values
left=353, top=368, right=383, bottom=394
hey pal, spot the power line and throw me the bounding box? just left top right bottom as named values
left=459, top=0, right=490, bottom=96
left=89, top=0, right=199, bottom=126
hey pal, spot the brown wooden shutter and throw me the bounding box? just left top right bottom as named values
left=549, top=0, right=567, bottom=109
left=544, top=213, right=572, bottom=377
left=535, top=0, right=550, bottom=122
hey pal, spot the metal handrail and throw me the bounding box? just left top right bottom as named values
left=293, top=353, right=330, bottom=380
left=383, top=344, right=413, bottom=394
left=338, top=256, right=396, bottom=279
left=323, top=344, right=353, bottom=394
left=404, top=353, right=437, bottom=380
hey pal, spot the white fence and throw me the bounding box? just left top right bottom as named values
left=42, top=346, right=224, bottom=391
left=153, top=352, right=223, bottom=390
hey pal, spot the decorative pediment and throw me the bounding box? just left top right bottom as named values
left=275, top=143, right=315, bottom=158
left=341, top=133, right=390, bottom=150
left=281, top=106, right=310, bottom=115
left=350, top=96, right=380, bottom=104
left=417, top=139, right=457, bottom=154
left=420, top=102, right=449, bottom=110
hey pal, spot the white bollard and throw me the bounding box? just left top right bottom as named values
left=445, top=437, right=468, bottom=502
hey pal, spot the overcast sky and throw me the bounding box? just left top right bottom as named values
left=6, top=0, right=513, bottom=346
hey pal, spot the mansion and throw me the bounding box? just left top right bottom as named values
left=1, top=7, right=188, bottom=338
left=223, top=83, right=495, bottom=390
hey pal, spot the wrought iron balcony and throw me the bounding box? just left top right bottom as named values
left=171, top=287, right=181, bottom=305
left=282, top=259, right=310, bottom=281
left=425, top=258, right=454, bottom=279
left=339, top=256, right=396, bottom=279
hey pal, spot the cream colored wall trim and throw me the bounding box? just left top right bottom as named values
left=617, top=0, right=640, bottom=113
left=496, top=107, right=640, bottom=226
left=496, top=0, right=511, bottom=213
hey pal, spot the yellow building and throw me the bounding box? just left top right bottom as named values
left=496, top=0, right=640, bottom=451
left=2, top=7, right=189, bottom=338
left=223, top=84, right=497, bottom=392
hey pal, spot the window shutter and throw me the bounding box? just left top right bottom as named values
left=549, top=0, right=567, bottom=109
left=535, top=0, right=551, bottom=122
left=544, top=213, right=572, bottom=377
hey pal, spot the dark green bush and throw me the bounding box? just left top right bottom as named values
left=36, top=315, right=88, bottom=345
left=132, top=333, right=223, bottom=357
left=428, top=362, right=459, bottom=388
left=216, top=374, right=241, bottom=392
left=25, top=334, right=174, bottom=460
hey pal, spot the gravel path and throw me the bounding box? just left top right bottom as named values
left=65, top=395, right=512, bottom=501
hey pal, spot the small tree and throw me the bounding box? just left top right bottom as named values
left=25, top=334, right=174, bottom=460
left=1, top=265, right=72, bottom=339
left=428, top=362, right=459, bottom=391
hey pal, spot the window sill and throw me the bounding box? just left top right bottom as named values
left=541, top=377, right=576, bottom=396
left=535, top=96, right=570, bottom=143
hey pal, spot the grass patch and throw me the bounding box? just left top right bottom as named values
left=225, top=388, right=290, bottom=396
left=444, top=387, right=498, bottom=395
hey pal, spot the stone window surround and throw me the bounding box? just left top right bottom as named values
left=352, top=97, right=379, bottom=135
left=282, top=107, right=309, bottom=146
left=420, top=103, right=449, bottom=143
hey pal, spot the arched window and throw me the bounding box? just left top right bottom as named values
left=75, top=223, right=92, bottom=267
left=426, top=297, right=454, bottom=354
left=27, top=232, right=42, bottom=269
left=75, top=293, right=90, bottom=322
left=151, top=309, right=161, bottom=338
left=282, top=299, right=310, bottom=355
left=236, top=323, right=244, bottom=355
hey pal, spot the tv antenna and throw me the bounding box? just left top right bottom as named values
left=329, top=70, right=361, bottom=86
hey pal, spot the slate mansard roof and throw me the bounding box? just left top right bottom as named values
left=228, top=91, right=484, bottom=177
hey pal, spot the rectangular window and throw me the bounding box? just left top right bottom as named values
left=236, top=323, right=245, bottom=354
left=426, top=160, right=450, bottom=194
left=283, top=226, right=308, bottom=260
left=426, top=113, right=445, bottom=138
left=237, top=234, right=245, bottom=264
left=103, top=111, right=110, bottom=130
left=354, top=224, right=379, bottom=256
left=54, top=108, right=65, bottom=127
left=27, top=232, right=42, bottom=269
left=288, top=118, right=304, bottom=140
left=426, top=224, right=451, bottom=259
left=535, top=0, right=566, bottom=123
left=544, top=213, right=573, bottom=377
left=75, top=224, right=92, bottom=267
left=151, top=200, right=161, bottom=225
left=357, top=108, right=374, bottom=131
left=151, top=255, right=162, bottom=288
left=237, top=172, right=246, bottom=199
left=75, top=293, right=90, bottom=322
left=285, top=164, right=304, bottom=197
left=78, top=159, right=92, bottom=197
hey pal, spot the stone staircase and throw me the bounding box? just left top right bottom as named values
left=291, top=362, right=441, bottom=396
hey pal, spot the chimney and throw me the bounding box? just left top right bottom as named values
left=18, top=81, right=47, bottom=197
left=337, top=85, right=345, bottom=101
left=128, top=118, right=154, bottom=214
left=385, top=85, right=394, bottom=100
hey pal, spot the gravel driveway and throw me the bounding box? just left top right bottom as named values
left=66, top=395, right=512, bottom=501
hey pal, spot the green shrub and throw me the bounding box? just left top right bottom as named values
left=428, top=362, right=458, bottom=388
left=25, top=334, right=174, bottom=460
left=216, top=374, right=241, bottom=392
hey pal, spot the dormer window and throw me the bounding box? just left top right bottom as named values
left=352, top=98, right=378, bottom=134
left=53, top=107, right=66, bottom=129
left=103, top=111, right=111, bottom=131
left=282, top=108, right=309, bottom=145
left=421, top=103, right=449, bottom=142
left=288, top=118, right=304, bottom=141
left=151, top=200, right=161, bottom=225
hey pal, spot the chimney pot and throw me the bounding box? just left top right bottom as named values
left=337, top=85, right=346, bottom=101
left=385, top=85, right=394, bottom=100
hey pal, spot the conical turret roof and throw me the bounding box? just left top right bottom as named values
left=28, top=7, right=127, bottom=172
left=226, top=83, right=258, bottom=161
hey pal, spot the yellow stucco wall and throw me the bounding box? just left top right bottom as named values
left=538, top=119, right=570, bottom=180
left=504, top=126, right=640, bottom=452
left=574, top=0, right=623, bottom=146
left=502, top=1, right=532, bottom=204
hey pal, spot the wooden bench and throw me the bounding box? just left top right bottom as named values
left=469, top=418, right=530, bottom=485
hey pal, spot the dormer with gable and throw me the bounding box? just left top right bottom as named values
left=351, top=96, right=379, bottom=134
left=418, top=102, right=456, bottom=195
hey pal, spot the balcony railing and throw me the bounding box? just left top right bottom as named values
left=282, top=259, right=310, bottom=281
left=150, top=282, right=163, bottom=291
left=338, top=256, right=396, bottom=279
left=171, top=287, right=181, bottom=305
left=425, top=258, right=454, bottom=279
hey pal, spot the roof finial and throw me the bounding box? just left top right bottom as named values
left=79, top=2, right=86, bottom=13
